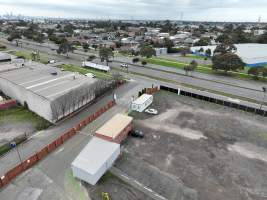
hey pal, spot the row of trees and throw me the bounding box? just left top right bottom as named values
left=50, top=75, right=121, bottom=121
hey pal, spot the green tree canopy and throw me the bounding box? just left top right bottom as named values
left=212, top=53, right=245, bottom=72
left=99, top=47, right=114, bottom=66
left=57, top=40, right=74, bottom=57
left=140, top=45, right=156, bottom=58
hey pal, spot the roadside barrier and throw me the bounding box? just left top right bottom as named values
left=160, top=85, right=267, bottom=117
left=0, top=100, right=116, bottom=189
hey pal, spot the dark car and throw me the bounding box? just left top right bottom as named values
left=130, top=130, right=144, bottom=138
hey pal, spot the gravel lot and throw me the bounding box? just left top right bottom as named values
left=122, top=91, right=267, bottom=200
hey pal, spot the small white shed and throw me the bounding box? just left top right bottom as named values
left=131, top=94, right=153, bottom=112
left=71, top=137, right=120, bottom=185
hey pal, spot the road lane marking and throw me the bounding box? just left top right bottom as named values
left=55, top=147, right=64, bottom=155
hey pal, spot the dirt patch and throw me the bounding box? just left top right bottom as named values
left=86, top=172, right=152, bottom=200
left=124, top=91, right=267, bottom=200
left=0, top=121, right=34, bottom=146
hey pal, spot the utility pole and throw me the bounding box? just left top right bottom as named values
left=260, top=86, right=267, bottom=111
left=10, top=141, right=22, bottom=165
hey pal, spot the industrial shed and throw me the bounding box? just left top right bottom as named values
left=131, top=94, right=153, bottom=112
left=0, top=62, right=97, bottom=122
left=95, top=114, right=133, bottom=144
left=71, top=137, right=120, bottom=185
left=191, top=43, right=267, bottom=66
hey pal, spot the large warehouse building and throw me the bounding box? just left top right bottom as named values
left=191, top=43, right=267, bottom=66
left=0, top=61, right=97, bottom=122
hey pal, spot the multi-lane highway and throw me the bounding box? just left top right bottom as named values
left=1, top=38, right=266, bottom=103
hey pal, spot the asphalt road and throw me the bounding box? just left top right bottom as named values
left=1, top=39, right=266, bottom=103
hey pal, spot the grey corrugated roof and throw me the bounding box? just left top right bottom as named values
left=0, top=62, right=96, bottom=100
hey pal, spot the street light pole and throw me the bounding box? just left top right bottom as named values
left=10, top=142, right=22, bottom=165
left=260, top=86, right=267, bottom=111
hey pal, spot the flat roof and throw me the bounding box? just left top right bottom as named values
left=191, top=43, right=267, bottom=65
left=96, top=114, right=133, bottom=139
left=0, top=62, right=96, bottom=100
left=0, top=52, right=11, bottom=61
left=71, top=137, right=120, bottom=174
left=132, top=94, right=153, bottom=105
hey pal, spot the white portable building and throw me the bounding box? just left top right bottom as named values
left=131, top=94, right=153, bottom=112
left=82, top=61, right=110, bottom=72
left=71, top=137, right=120, bottom=185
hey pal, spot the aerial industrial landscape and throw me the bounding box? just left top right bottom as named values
left=0, top=1, right=267, bottom=200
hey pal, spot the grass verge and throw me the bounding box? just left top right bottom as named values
left=129, top=71, right=264, bottom=105
left=146, top=57, right=267, bottom=82
left=10, top=51, right=49, bottom=64
left=0, top=106, right=52, bottom=131
left=0, top=135, right=27, bottom=156
left=60, top=64, right=112, bottom=79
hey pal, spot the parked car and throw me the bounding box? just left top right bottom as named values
left=121, top=63, right=128, bottom=68
left=48, top=59, right=56, bottom=64
left=85, top=73, right=95, bottom=78
left=130, top=130, right=144, bottom=138
left=145, top=108, right=158, bottom=115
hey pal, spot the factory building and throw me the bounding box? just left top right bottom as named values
left=191, top=43, right=267, bottom=67
left=0, top=61, right=97, bottom=122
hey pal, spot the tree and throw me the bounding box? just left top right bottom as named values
left=184, top=60, right=198, bottom=75
left=99, top=47, right=114, bottom=66
left=213, top=40, right=237, bottom=56
left=262, top=68, right=267, bottom=78
left=7, top=31, right=21, bottom=46
left=199, top=48, right=204, bottom=52
left=31, top=51, right=40, bottom=61
left=132, top=58, right=139, bottom=63
left=140, top=45, right=156, bottom=58
left=82, top=43, right=89, bottom=52
left=87, top=55, right=96, bottom=61
left=163, top=38, right=174, bottom=53
left=57, top=40, right=74, bottom=58
left=212, top=53, right=245, bottom=72
left=215, top=34, right=230, bottom=43
left=141, top=60, right=147, bottom=66
left=257, top=33, right=267, bottom=44
left=248, top=67, right=261, bottom=79
left=205, top=48, right=212, bottom=57
left=194, top=37, right=210, bottom=46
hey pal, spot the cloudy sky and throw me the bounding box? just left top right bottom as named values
left=0, top=0, right=267, bottom=22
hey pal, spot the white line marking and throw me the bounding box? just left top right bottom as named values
left=26, top=74, right=74, bottom=89
left=120, top=174, right=130, bottom=180
left=55, top=147, right=64, bottom=155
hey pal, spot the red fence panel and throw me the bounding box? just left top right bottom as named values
left=36, top=148, right=48, bottom=160
left=23, top=155, right=38, bottom=170
left=6, top=165, right=23, bottom=181
left=0, top=175, right=10, bottom=187
left=61, top=132, right=70, bottom=143
left=55, top=137, right=63, bottom=147
left=47, top=141, right=57, bottom=153
left=0, top=100, right=116, bottom=189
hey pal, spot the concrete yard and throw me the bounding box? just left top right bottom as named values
left=112, top=90, right=267, bottom=200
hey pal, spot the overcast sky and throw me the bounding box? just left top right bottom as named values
left=0, top=0, right=267, bottom=22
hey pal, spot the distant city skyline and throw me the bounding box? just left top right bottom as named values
left=0, top=0, right=267, bottom=22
